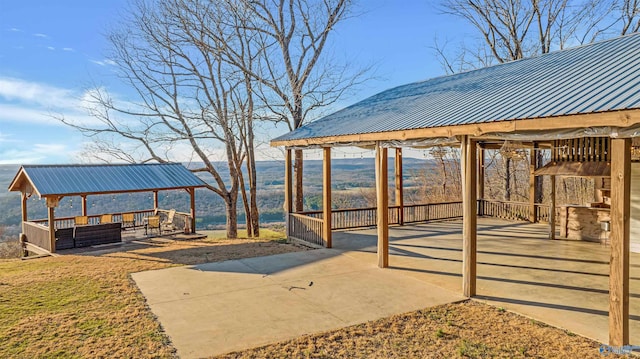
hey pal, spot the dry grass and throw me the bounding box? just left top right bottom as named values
left=0, top=230, right=305, bottom=359
left=217, top=301, right=625, bottom=359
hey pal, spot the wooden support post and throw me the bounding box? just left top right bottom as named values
left=529, top=146, right=537, bottom=222
left=478, top=146, right=485, bottom=200
left=153, top=191, right=159, bottom=211
left=322, top=147, right=332, bottom=248
left=284, top=149, right=293, bottom=214
left=284, top=149, right=293, bottom=239
left=46, top=196, right=60, bottom=253
left=395, top=148, right=404, bottom=225
left=376, top=145, right=389, bottom=268
left=189, top=188, right=196, bottom=233
left=609, top=138, right=631, bottom=346
left=81, top=195, right=87, bottom=216
left=21, top=192, right=28, bottom=234
left=462, top=136, right=477, bottom=297
left=549, top=176, right=556, bottom=240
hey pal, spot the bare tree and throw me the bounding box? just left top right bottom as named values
left=224, top=0, right=369, bottom=212
left=438, top=0, right=640, bottom=71
left=60, top=0, right=255, bottom=238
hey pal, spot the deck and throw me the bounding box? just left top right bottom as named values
left=331, top=217, right=640, bottom=345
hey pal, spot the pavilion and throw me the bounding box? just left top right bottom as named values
left=271, top=33, right=640, bottom=346
left=8, top=163, right=206, bottom=254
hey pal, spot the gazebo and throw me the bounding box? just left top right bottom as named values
left=8, top=163, right=206, bottom=254
left=271, top=33, right=640, bottom=346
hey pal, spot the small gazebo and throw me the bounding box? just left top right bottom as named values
left=271, top=33, right=640, bottom=346
left=8, top=163, right=206, bottom=254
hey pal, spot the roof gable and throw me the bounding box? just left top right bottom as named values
left=273, top=33, right=640, bottom=144
left=8, top=163, right=206, bottom=197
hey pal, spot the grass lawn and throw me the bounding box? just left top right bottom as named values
left=0, top=229, right=628, bottom=358
left=217, top=300, right=621, bottom=359
left=0, top=229, right=303, bottom=358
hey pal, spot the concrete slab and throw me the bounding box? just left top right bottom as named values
left=333, top=218, right=640, bottom=346
left=132, top=248, right=465, bottom=359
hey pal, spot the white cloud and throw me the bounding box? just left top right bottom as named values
left=0, top=104, right=58, bottom=125
left=0, top=149, right=46, bottom=164
left=0, top=132, right=15, bottom=143
left=47, top=46, right=55, bottom=51
left=0, top=78, right=106, bottom=127
left=8, top=27, right=22, bottom=32
left=90, top=58, right=117, bottom=67
left=0, top=77, right=75, bottom=108
left=0, top=143, right=73, bottom=164
left=62, top=47, right=74, bottom=52
left=33, top=143, right=67, bottom=153
left=33, top=33, right=48, bottom=38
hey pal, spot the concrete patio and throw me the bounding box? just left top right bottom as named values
left=334, top=218, right=640, bottom=345
left=132, top=246, right=465, bottom=358
left=132, top=218, right=640, bottom=358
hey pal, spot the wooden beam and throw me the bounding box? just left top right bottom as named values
left=271, top=109, right=640, bottom=147
left=189, top=188, right=196, bottom=234
left=21, top=192, right=28, bottom=234
left=81, top=195, right=87, bottom=216
left=45, top=196, right=59, bottom=253
left=153, top=191, right=159, bottom=211
left=24, top=242, right=58, bottom=257
left=462, top=136, right=477, bottom=297
left=609, top=138, right=631, bottom=346
left=549, top=176, right=556, bottom=240
left=478, top=147, right=485, bottom=200
left=284, top=149, right=293, bottom=214
left=529, top=145, right=537, bottom=222
left=395, top=148, right=404, bottom=225
left=322, top=147, right=332, bottom=248
left=376, top=145, right=389, bottom=268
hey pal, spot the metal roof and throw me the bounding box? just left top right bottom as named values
left=8, top=163, right=206, bottom=197
left=273, top=33, right=640, bottom=144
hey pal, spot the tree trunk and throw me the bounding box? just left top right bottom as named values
left=246, top=152, right=260, bottom=237
left=294, top=149, right=304, bottom=212
left=504, top=157, right=512, bottom=201
left=237, top=166, right=252, bottom=237
left=225, top=195, right=238, bottom=239
left=535, top=150, right=544, bottom=203
left=247, top=126, right=260, bottom=237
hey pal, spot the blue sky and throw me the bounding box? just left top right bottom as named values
left=0, top=0, right=472, bottom=164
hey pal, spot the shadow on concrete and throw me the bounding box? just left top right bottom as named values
left=477, top=295, right=640, bottom=322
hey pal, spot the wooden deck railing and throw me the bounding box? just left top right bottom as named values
left=22, top=221, right=51, bottom=252
left=403, top=202, right=463, bottom=224
left=535, top=204, right=551, bottom=222
left=297, top=201, right=465, bottom=232
left=32, top=209, right=157, bottom=229
left=288, top=213, right=324, bottom=247
left=478, top=199, right=530, bottom=222
left=478, top=199, right=552, bottom=223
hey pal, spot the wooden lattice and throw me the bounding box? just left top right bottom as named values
left=552, top=137, right=610, bottom=162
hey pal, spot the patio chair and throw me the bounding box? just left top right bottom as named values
left=100, top=214, right=112, bottom=224
left=75, top=216, right=88, bottom=226
left=161, top=209, right=177, bottom=233
left=122, top=213, right=136, bottom=230
left=145, top=215, right=161, bottom=236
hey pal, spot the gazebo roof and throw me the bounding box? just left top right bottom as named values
left=8, top=163, right=206, bottom=198
left=272, top=33, right=640, bottom=147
